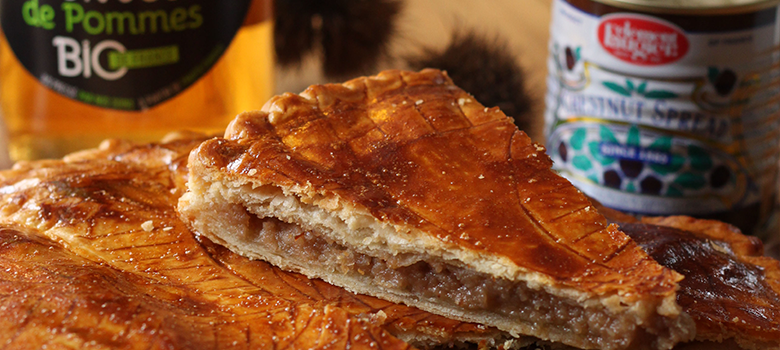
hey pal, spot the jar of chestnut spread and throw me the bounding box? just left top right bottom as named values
left=544, top=0, right=780, bottom=240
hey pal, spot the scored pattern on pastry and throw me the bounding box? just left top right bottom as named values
left=0, top=136, right=507, bottom=350
left=181, top=70, right=696, bottom=350
left=210, top=69, right=678, bottom=296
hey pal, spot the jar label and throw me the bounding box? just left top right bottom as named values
left=597, top=14, right=689, bottom=66
left=545, top=0, right=780, bottom=236
left=0, top=0, right=252, bottom=110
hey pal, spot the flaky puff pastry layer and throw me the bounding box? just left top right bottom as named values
left=180, top=69, right=695, bottom=350
left=0, top=133, right=518, bottom=350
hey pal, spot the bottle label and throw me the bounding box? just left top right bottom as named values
left=0, top=0, right=252, bottom=111
left=545, top=0, right=780, bottom=236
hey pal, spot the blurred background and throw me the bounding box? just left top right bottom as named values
left=0, top=0, right=551, bottom=168
left=274, top=0, right=551, bottom=140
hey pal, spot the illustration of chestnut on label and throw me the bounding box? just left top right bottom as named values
left=604, top=169, right=622, bottom=189
left=558, top=141, right=568, bottom=162
left=564, top=46, right=582, bottom=71
left=694, top=67, right=740, bottom=110
left=565, top=47, right=577, bottom=71
left=710, top=165, right=731, bottom=189
left=556, top=45, right=586, bottom=90
left=713, top=69, right=737, bottom=96
left=707, top=67, right=738, bottom=96
left=619, top=159, right=644, bottom=178
left=640, top=175, right=663, bottom=195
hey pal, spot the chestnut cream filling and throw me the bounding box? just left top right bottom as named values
left=247, top=214, right=644, bottom=350
left=180, top=178, right=692, bottom=350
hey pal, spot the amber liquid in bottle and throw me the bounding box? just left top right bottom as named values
left=0, top=0, right=274, bottom=161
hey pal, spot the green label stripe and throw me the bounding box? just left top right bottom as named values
left=77, top=90, right=135, bottom=110
left=108, top=45, right=180, bottom=70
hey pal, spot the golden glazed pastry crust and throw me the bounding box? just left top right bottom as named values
left=637, top=216, right=780, bottom=350
left=179, top=69, right=695, bottom=350
left=0, top=133, right=523, bottom=350
left=598, top=202, right=780, bottom=350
